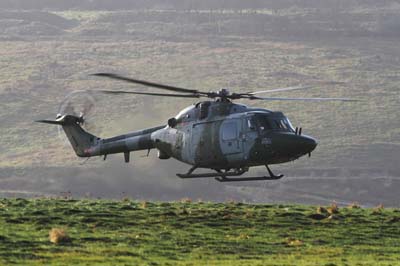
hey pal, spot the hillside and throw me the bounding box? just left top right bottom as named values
left=0, top=199, right=399, bottom=265
left=0, top=1, right=399, bottom=202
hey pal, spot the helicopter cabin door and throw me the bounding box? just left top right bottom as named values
left=191, top=122, right=214, bottom=165
left=219, top=119, right=243, bottom=159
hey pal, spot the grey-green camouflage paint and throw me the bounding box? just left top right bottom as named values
left=57, top=101, right=317, bottom=170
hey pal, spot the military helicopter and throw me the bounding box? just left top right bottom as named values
left=37, top=73, right=357, bottom=182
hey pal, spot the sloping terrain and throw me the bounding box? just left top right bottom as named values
left=0, top=1, right=399, bottom=203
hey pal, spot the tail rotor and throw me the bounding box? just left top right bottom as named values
left=57, top=90, right=97, bottom=145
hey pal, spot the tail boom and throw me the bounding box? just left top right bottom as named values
left=37, top=115, right=164, bottom=159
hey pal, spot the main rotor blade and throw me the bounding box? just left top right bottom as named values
left=92, top=73, right=201, bottom=94
left=97, top=90, right=201, bottom=98
left=249, top=96, right=359, bottom=102
left=245, top=86, right=312, bottom=95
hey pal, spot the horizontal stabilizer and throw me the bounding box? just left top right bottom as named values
left=35, top=119, right=65, bottom=125
left=36, top=115, right=99, bottom=157
left=35, top=115, right=84, bottom=126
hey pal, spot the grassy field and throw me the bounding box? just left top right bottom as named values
left=0, top=199, right=399, bottom=265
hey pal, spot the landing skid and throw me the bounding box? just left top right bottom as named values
left=176, top=167, right=246, bottom=179
left=176, top=165, right=283, bottom=182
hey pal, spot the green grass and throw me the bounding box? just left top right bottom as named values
left=0, top=199, right=399, bottom=265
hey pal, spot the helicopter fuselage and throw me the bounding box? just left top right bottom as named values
left=38, top=100, right=317, bottom=178
left=151, top=101, right=317, bottom=170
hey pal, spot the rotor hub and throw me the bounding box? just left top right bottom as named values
left=218, top=88, right=230, bottom=97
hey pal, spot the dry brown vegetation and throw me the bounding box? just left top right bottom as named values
left=327, top=202, right=339, bottom=214
left=316, top=206, right=328, bottom=214
left=139, top=200, right=147, bottom=209
left=49, top=228, right=69, bottom=244
left=348, top=202, right=361, bottom=209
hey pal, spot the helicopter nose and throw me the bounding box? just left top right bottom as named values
left=298, top=135, right=317, bottom=154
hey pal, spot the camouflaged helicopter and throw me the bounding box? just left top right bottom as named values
left=37, top=73, right=357, bottom=182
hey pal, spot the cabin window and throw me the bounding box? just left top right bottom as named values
left=222, top=122, right=237, bottom=140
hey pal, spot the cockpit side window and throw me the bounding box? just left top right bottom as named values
left=282, top=118, right=295, bottom=132
left=247, top=116, right=257, bottom=131
left=272, top=118, right=295, bottom=132
left=279, top=120, right=288, bottom=130
left=274, top=120, right=283, bottom=129
left=247, top=114, right=295, bottom=133
left=249, top=114, right=273, bottom=132
left=255, top=115, right=272, bottom=131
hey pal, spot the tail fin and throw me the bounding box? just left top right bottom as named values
left=36, top=115, right=99, bottom=157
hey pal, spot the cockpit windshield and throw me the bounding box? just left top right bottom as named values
left=248, top=114, right=295, bottom=132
